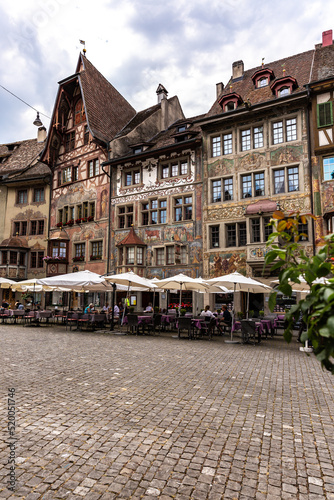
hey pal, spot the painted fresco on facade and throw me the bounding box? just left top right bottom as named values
left=208, top=251, right=247, bottom=277
left=270, top=145, right=304, bottom=165
left=164, top=226, right=193, bottom=242
left=238, top=153, right=266, bottom=171
left=207, top=158, right=234, bottom=177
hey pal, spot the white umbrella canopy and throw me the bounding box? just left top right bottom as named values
left=0, top=277, right=17, bottom=288
left=157, top=273, right=211, bottom=292
left=38, top=270, right=110, bottom=289
left=207, top=272, right=271, bottom=294
left=104, top=271, right=157, bottom=289
left=271, top=276, right=330, bottom=294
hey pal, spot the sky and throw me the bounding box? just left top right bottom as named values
left=0, top=0, right=333, bottom=144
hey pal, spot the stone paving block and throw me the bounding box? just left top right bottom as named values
left=1, top=326, right=334, bottom=499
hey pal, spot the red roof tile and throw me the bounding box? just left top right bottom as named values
left=117, top=227, right=146, bottom=246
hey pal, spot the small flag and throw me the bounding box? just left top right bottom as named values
left=79, top=40, right=85, bottom=45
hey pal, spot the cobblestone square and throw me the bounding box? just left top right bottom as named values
left=0, top=325, right=333, bottom=499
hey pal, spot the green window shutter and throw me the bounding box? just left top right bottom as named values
left=317, top=102, right=333, bottom=128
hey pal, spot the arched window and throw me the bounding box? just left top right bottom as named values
left=279, top=87, right=290, bottom=97
left=74, top=99, right=86, bottom=125
left=258, top=77, right=268, bottom=88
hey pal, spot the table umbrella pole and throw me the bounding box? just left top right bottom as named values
left=178, top=284, right=182, bottom=339
left=225, top=282, right=239, bottom=344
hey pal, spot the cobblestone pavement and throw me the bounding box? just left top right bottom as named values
left=0, top=324, right=334, bottom=499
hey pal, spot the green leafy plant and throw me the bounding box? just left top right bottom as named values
left=259, top=310, right=264, bottom=318
left=265, top=210, right=334, bottom=373
left=129, top=306, right=135, bottom=313
left=237, top=311, right=244, bottom=320
left=180, top=308, right=187, bottom=316
left=248, top=309, right=254, bottom=318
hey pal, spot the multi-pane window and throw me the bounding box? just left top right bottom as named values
left=19, top=253, right=25, bottom=266
left=118, top=205, right=133, bottom=228
left=264, top=217, right=273, bottom=241
left=226, top=224, right=237, bottom=247
left=210, top=225, right=220, bottom=248
left=212, top=178, right=233, bottom=203
left=30, top=251, right=44, bottom=268
left=126, top=247, right=135, bottom=265
left=298, top=223, right=309, bottom=241
left=13, top=221, right=27, bottom=236
left=211, top=133, right=233, bottom=156
left=258, top=77, right=268, bottom=87
left=241, top=172, right=265, bottom=199
left=174, top=196, right=192, bottom=221
left=51, top=241, right=66, bottom=258
left=241, top=174, right=252, bottom=198
left=241, top=126, right=264, bottom=151
left=156, top=248, right=164, bottom=266
left=62, top=167, right=72, bottom=184
left=91, top=241, right=102, bottom=259
left=30, top=220, right=44, bottom=235
left=17, top=190, right=28, bottom=204
left=212, top=136, right=221, bottom=157
left=323, top=157, right=334, bottom=181
left=272, top=118, right=297, bottom=144
left=317, top=102, right=333, bottom=128
left=274, top=166, right=299, bottom=194
left=287, top=167, right=299, bottom=192
left=142, top=199, right=167, bottom=225
left=137, top=247, right=144, bottom=265
left=251, top=218, right=261, bottom=243
left=74, top=243, right=85, bottom=259
left=124, top=170, right=140, bottom=186
left=33, top=188, right=44, bottom=202
left=2, top=251, right=7, bottom=265
left=65, top=131, right=75, bottom=152
left=10, top=251, right=17, bottom=265
left=88, top=159, right=99, bottom=177
left=226, top=222, right=247, bottom=247
left=160, top=159, right=189, bottom=178
left=166, top=246, right=175, bottom=265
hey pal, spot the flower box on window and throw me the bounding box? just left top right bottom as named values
left=90, top=254, right=102, bottom=261
left=87, top=215, right=94, bottom=222
left=65, top=219, right=74, bottom=226
left=73, top=255, right=84, bottom=262
left=81, top=217, right=88, bottom=223
left=43, top=256, right=67, bottom=263
left=56, top=222, right=63, bottom=227
left=75, top=218, right=82, bottom=224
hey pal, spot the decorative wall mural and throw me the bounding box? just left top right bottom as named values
left=239, top=153, right=265, bottom=171
left=164, top=226, right=193, bottom=242
left=270, top=145, right=303, bottom=165
left=208, top=251, right=247, bottom=277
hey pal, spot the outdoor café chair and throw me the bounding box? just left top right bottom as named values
left=147, top=314, right=162, bottom=335
left=127, top=314, right=139, bottom=335
left=241, top=320, right=259, bottom=345
left=66, top=312, right=80, bottom=331
left=177, top=317, right=192, bottom=339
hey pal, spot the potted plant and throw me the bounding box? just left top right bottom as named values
left=56, top=222, right=62, bottom=227
left=129, top=306, right=135, bottom=313
left=180, top=308, right=187, bottom=316
left=249, top=309, right=254, bottom=318
left=237, top=311, right=244, bottom=320
left=154, top=306, right=159, bottom=313
left=259, top=310, right=265, bottom=318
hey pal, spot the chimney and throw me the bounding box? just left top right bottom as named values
left=322, top=29, right=333, bottom=47
left=156, top=83, right=168, bottom=104
left=37, top=126, right=47, bottom=143
left=232, top=60, right=244, bottom=80
left=216, top=82, right=224, bottom=98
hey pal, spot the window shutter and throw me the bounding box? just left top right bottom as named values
left=317, top=102, right=333, bottom=127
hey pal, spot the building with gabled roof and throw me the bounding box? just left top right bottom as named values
left=39, top=54, right=136, bottom=308
left=0, top=128, right=50, bottom=306
left=196, top=30, right=334, bottom=313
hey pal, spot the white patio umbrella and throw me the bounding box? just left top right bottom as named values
left=0, top=277, right=17, bottom=288
left=156, top=273, right=212, bottom=315
left=271, top=276, right=330, bottom=294
left=103, top=271, right=157, bottom=325
left=207, top=272, right=271, bottom=343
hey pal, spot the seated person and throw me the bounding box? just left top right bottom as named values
left=2, top=300, right=9, bottom=309
left=84, top=303, right=94, bottom=314
left=144, top=303, right=153, bottom=313
left=114, top=303, right=120, bottom=316
left=17, top=302, right=24, bottom=310
left=101, top=302, right=110, bottom=313
left=220, top=305, right=232, bottom=326
left=200, top=305, right=215, bottom=318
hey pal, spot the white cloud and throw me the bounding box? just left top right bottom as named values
left=0, top=0, right=333, bottom=143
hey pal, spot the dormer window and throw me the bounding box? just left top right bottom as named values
left=251, top=68, right=274, bottom=88
left=258, top=77, right=268, bottom=88
left=218, top=92, right=243, bottom=112
left=178, top=125, right=187, bottom=132
left=279, top=87, right=290, bottom=97
left=133, top=147, right=142, bottom=154
left=271, top=76, right=297, bottom=97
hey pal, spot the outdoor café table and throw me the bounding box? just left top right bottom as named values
left=137, top=315, right=153, bottom=333
left=161, top=315, right=177, bottom=329
left=9, top=309, right=25, bottom=323
left=260, top=319, right=274, bottom=338
left=35, top=310, right=53, bottom=324
left=233, top=320, right=264, bottom=337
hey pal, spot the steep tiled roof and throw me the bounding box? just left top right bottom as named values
left=117, top=227, right=146, bottom=246
left=207, top=49, right=315, bottom=117
left=79, top=56, right=136, bottom=143
left=311, top=43, right=334, bottom=81
left=114, top=102, right=162, bottom=139
left=0, top=139, right=46, bottom=177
